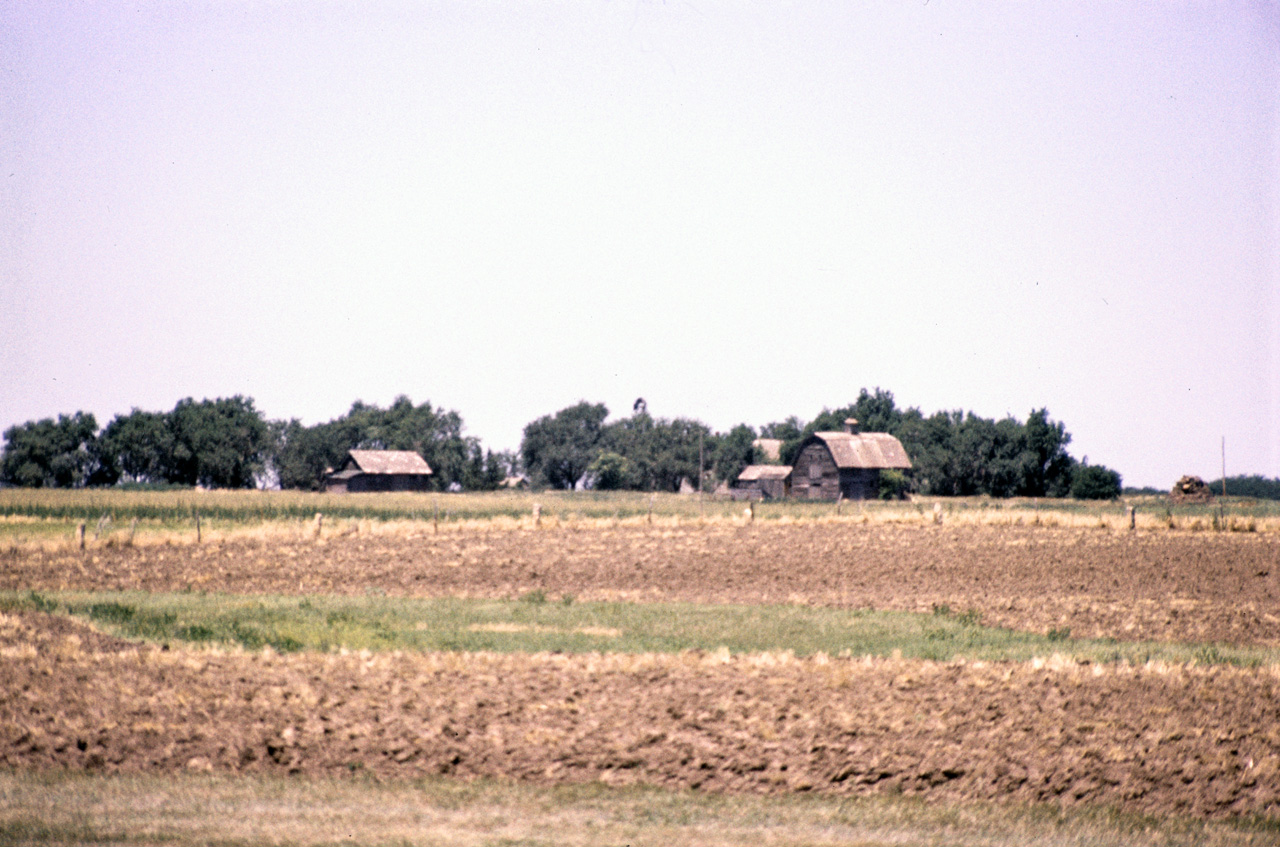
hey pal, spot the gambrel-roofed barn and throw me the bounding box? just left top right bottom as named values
left=324, top=450, right=434, bottom=493
left=789, top=419, right=911, bottom=501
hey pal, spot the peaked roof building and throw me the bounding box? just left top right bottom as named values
left=325, top=450, right=433, bottom=493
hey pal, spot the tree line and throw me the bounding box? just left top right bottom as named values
left=518, top=389, right=1123, bottom=499
left=0, top=396, right=513, bottom=492
left=0, top=388, right=1152, bottom=498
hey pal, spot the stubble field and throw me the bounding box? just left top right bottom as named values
left=3, top=511, right=1280, bottom=843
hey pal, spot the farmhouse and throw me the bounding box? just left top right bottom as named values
left=734, top=465, right=793, bottom=500
left=324, top=450, right=434, bottom=493
left=789, top=419, right=911, bottom=501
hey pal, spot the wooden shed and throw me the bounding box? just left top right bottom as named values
left=324, top=450, right=434, bottom=493
left=734, top=465, right=793, bottom=500
left=789, top=419, right=911, bottom=501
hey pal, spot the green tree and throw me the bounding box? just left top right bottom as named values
left=1205, top=475, right=1280, bottom=500
left=599, top=410, right=655, bottom=489
left=587, top=451, right=632, bottom=490
left=646, top=417, right=711, bottom=492
left=878, top=468, right=909, bottom=500
left=271, top=419, right=340, bottom=491
left=1016, top=409, right=1075, bottom=497
left=1, top=412, right=99, bottom=488
left=272, top=396, right=480, bottom=491
left=710, top=423, right=757, bottom=484
left=1071, top=464, right=1122, bottom=499
left=520, top=402, right=609, bottom=489
left=166, top=396, right=271, bottom=488
left=97, top=409, right=175, bottom=484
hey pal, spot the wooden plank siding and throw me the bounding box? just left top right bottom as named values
left=788, top=425, right=911, bottom=502
left=792, top=443, right=841, bottom=500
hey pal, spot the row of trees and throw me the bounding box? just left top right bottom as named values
left=1, top=396, right=513, bottom=492
left=516, top=389, right=1120, bottom=498
left=519, top=401, right=754, bottom=493
left=3, top=388, right=1129, bottom=497
left=273, top=397, right=512, bottom=492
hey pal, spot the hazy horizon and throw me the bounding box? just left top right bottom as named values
left=3, top=1, right=1276, bottom=489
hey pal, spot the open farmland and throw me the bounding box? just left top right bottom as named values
left=4, top=521, right=1278, bottom=645
left=2, top=498, right=1280, bottom=843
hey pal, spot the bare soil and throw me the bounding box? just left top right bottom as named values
left=4, top=523, right=1278, bottom=644
left=2, top=611, right=1278, bottom=820
left=3, top=522, right=1279, bottom=820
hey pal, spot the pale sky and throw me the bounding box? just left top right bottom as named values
left=2, top=1, right=1277, bottom=489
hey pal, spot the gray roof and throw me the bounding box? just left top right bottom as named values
left=806, top=432, right=911, bottom=470
left=737, top=464, right=793, bottom=482
left=345, top=450, right=433, bottom=475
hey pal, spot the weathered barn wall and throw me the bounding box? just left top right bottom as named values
left=344, top=473, right=433, bottom=493
left=791, top=443, right=841, bottom=500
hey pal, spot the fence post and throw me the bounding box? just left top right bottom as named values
left=77, top=522, right=86, bottom=550
left=195, top=510, right=202, bottom=544
left=1127, top=506, right=1136, bottom=531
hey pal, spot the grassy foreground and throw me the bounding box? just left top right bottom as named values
left=3, top=590, right=1275, bottom=667
left=1, top=771, right=1275, bottom=847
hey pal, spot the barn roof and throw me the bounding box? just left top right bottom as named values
left=752, top=438, right=783, bottom=462
left=737, top=465, right=793, bottom=482
left=345, top=450, right=433, bottom=475
left=805, top=432, right=911, bottom=470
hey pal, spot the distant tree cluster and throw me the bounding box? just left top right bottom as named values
left=520, top=402, right=728, bottom=493
left=773, top=389, right=1086, bottom=498
left=4, top=387, right=1130, bottom=498
left=519, top=389, right=1121, bottom=499
left=1, top=395, right=512, bottom=492
left=1, top=412, right=99, bottom=488
left=1205, top=476, right=1280, bottom=501
left=275, top=396, right=513, bottom=492
left=1, top=399, right=272, bottom=490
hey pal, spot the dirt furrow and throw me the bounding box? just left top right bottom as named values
left=2, top=612, right=1278, bottom=819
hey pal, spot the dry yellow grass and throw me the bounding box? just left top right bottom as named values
left=4, top=770, right=1275, bottom=847
left=1, top=489, right=1276, bottom=553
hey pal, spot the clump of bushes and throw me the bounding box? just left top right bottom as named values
left=1071, top=465, right=1122, bottom=500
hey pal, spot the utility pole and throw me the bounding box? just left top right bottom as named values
left=698, top=430, right=704, bottom=495
left=1222, top=437, right=1227, bottom=498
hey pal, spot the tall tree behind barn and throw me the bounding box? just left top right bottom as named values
left=789, top=419, right=911, bottom=501
left=324, top=450, right=433, bottom=493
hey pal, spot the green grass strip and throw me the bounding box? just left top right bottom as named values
left=2, top=589, right=1276, bottom=667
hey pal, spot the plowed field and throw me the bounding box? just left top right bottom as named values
left=3, top=522, right=1279, bottom=820
left=5, top=523, right=1278, bottom=644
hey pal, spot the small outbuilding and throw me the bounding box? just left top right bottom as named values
left=734, top=465, right=793, bottom=500
left=789, top=419, right=911, bottom=501
left=324, top=450, right=434, bottom=493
